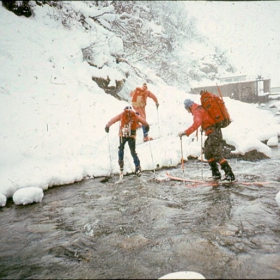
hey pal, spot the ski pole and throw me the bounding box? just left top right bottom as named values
left=216, top=83, right=223, bottom=100
left=148, top=139, right=156, bottom=177
left=180, top=135, right=184, bottom=176
left=156, top=107, right=160, bottom=138
left=200, top=129, right=204, bottom=179
left=107, top=133, right=112, bottom=176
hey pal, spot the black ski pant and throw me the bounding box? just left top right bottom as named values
left=204, top=128, right=224, bottom=163
left=118, top=136, right=140, bottom=168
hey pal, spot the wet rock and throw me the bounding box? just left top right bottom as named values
left=232, top=149, right=270, bottom=161
left=91, top=76, right=125, bottom=99
left=118, top=235, right=150, bottom=250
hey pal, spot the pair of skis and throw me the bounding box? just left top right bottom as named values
left=166, top=172, right=269, bottom=187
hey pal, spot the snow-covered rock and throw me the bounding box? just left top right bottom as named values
left=159, top=271, right=205, bottom=279
left=267, top=136, right=278, bottom=147
left=0, top=193, right=7, bottom=207
left=276, top=191, right=280, bottom=207
left=13, top=187, right=44, bottom=205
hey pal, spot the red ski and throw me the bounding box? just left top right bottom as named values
left=166, top=172, right=269, bottom=187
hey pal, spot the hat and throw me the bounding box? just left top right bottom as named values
left=184, top=99, right=194, bottom=109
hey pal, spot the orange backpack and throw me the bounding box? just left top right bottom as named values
left=200, top=90, right=231, bottom=128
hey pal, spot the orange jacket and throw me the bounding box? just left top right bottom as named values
left=185, top=103, right=216, bottom=136
left=106, top=109, right=148, bottom=137
left=130, top=87, right=158, bottom=108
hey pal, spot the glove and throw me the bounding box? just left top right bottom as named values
left=105, top=125, right=109, bottom=133
left=145, top=125, right=150, bottom=132
left=178, top=131, right=186, bottom=138
left=156, top=103, right=159, bottom=108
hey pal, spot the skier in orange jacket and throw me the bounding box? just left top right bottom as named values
left=130, top=83, right=159, bottom=142
left=105, top=106, right=149, bottom=176
left=178, top=99, right=235, bottom=181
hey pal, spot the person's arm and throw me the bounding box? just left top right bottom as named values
left=147, top=90, right=159, bottom=107
left=105, top=113, right=121, bottom=132
left=185, top=113, right=202, bottom=136
left=179, top=109, right=203, bottom=137
left=129, top=90, right=135, bottom=98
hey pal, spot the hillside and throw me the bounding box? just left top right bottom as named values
left=1, top=1, right=235, bottom=100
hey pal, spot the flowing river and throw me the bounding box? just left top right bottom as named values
left=1, top=146, right=280, bottom=279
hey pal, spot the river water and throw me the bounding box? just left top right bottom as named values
left=1, top=145, right=280, bottom=279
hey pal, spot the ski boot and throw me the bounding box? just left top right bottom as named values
left=221, top=161, right=235, bottom=181
left=135, top=166, right=142, bottom=177
left=118, top=160, right=124, bottom=179
left=143, top=136, right=153, bottom=142
left=209, top=161, right=221, bottom=180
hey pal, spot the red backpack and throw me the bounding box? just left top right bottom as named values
left=200, top=89, right=231, bottom=128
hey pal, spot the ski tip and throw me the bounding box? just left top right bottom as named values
left=115, top=177, right=124, bottom=184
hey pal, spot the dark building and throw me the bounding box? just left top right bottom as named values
left=191, top=76, right=271, bottom=103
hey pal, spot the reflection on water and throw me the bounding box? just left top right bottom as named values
left=0, top=155, right=280, bottom=279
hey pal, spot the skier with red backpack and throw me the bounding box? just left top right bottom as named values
left=178, top=90, right=235, bottom=181
left=130, top=83, right=159, bottom=142
left=105, top=106, right=150, bottom=177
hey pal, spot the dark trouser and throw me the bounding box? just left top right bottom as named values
left=118, top=136, right=140, bottom=168
left=204, top=128, right=224, bottom=162
left=142, top=125, right=148, bottom=137
left=204, top=128, right=235, bottom=180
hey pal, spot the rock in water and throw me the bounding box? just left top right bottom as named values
left=13, top=187, right=44, bottom=205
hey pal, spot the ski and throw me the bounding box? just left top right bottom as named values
left=166, top=172, right=269, bottom=187
left=114, top=171, right=124, bottom=184
left=166, top=172, right=219, bottom=187
left=137, top=137, right=161, bottom=145
left=166, top=172, right=205, bottom=184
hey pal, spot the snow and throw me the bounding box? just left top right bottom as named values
left=0, top=2, right=280, bottom=207
left=276, top=191, right=280, bottom=207
left=267, top=136, right=278, bottom=147
left=0, top=194, right=6, bottom=207
left=159, top=271, right=205, bottom=279
left=186, top=1, right=280, bottom=87
left=13, top=187, right=44, bottom=206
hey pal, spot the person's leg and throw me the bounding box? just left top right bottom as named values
left=143, top=125, right=153, bottom=141
left=128, top=137, right=141, bottom=176
left=208, top=159, right=221, bottom=179
left=214, top=129, right=235, bottom=181
left=220, top=159, right=235, bottom=181
left=204, top=130, right=223, bottom=179
left=118, top=137, right=127, bottom=171
left=206, top=129, right=235, bottom=181
left=142, top=125, right=148, bottom=137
